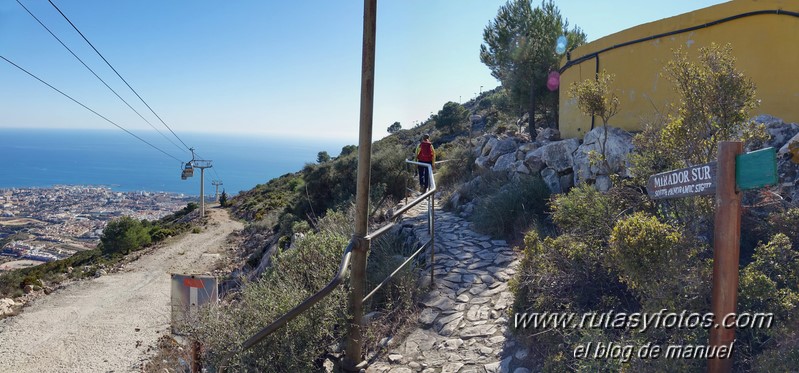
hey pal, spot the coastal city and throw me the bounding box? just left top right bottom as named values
left=0, top=185, right=193, bottom=271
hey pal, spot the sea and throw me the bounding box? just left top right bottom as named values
left=0, top=128, right=351, bottom=196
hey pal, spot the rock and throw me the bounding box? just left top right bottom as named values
left=0, top=298, right=16, bottom=316
left=481, top=137, right=499, bottom=157
left=514, top=161, right=530, bottom=174
left=541, top=168, right=562, bottom=194
left=536, top=127, right=561, bottom=142
left=460, top=324, right=495, bottom=338
left=513, top=369, right=531, bottom=373
left=463, top=203, right=475, bottom=216
left=500, top=356, right=513, bottom=372
left=573, top=125, right=634, bottom=184
left=559, top=172, right=574, bottom=192
left=595, top=175, right=612, bottom=192
left=778, top=132, right=799, bottom=159
left=23, top=284, right=35, bottom=294
left=323, top=357, right=336, bottom=373
left=488, top=138, right=518, bottom=162
left=388, top=354, right=403, bottom=363
left=448, top=192, right=461, bottom=209
left=484, top=362, right=501, bottom=373
left=473, top=135, right=490, bottom=157
left=95, top=269, right=108, bottom=278
left=439, top=316, right=463, bottom=336
left=442, top=363, right=464, bottom=373
left=536, top=138, right=580, bottom=172
left=475, top=155, right=492, bottom=171
left=442, top=338, right=464, bottom=350
left=523, top=152, right=546, bottom=174
left=435, top=312, right=464, bottom=332
left=492, top=153, right=518, bottom=172
left=518, top=143, right=537, bottom=153
left=751, top=114, right=799, bottom=151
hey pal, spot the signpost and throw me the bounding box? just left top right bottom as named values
left=647, top=162, right=717, bottom=199
left=646, top=144, right=777, bottom=373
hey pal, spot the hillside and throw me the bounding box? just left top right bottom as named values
left=206, top=79, right=799, bottom=371
left=0, top=207, right=243, bottom=372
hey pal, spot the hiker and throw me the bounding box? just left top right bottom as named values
left=415, top=134, right=436, bottom=192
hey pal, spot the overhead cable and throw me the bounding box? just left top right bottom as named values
left=15, top=0, right=187, bottom=155
left=1, top=55, right=183, bottom=163
left=48, top=0, right=193, bottom=152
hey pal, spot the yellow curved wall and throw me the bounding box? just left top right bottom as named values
left=558, top=0, right=799, bottom=139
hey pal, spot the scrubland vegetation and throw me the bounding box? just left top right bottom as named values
left=0, top=202, right=198, bottom=300
left=507, top=43, right=798, bottom=371
left=192, top=35, right=799, bottom=371
left=7, top=2, right=794, bottom=372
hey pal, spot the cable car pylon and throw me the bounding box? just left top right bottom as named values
left=181, top=148, right=212, bottom=218
left=212, top=180, right=223, bottom=202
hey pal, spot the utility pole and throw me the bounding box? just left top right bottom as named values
left=344, top=0, right=376, bottom=370
left=212, top=180, right=223, bottom=202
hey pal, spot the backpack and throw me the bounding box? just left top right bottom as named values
left=417, top=141, right=433, bottom=162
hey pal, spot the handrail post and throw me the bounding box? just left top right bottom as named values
left=429, top=172, right=435, bottom=286
left=343, top=0, right=376, bottom=370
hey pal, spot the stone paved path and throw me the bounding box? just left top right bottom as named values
left=367, top=199, right=532, bottom=373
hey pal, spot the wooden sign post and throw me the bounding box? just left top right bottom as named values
left=647, top=142, right=778, bottom=373
left=708, top=142, right=742, bottom=373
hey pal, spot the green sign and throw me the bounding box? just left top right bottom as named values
left=735, top=147, right=778, bottom=190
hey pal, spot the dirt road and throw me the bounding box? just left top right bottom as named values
left=0, top=207, right=243, bottom=372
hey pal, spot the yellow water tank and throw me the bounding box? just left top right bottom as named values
left=558, top=0, right=799, bottom=139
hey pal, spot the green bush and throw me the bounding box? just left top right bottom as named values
left=0, top=248, right=103, bottom=298
left=471, top=174, right=549, bottom=239
left=608, top=212, right=707, bottom=311
left=768, top=208, right=799, bottom=246
left=737, top=234, right=799, bottom=370
left=551, top=183, right=616, bottom=243
left=99, top=216, right=151, bottom=256
left=361, top=229, right=423, bottom=353
left=149, top=227, right=175, bottom=242
left=513, top=232, right=625, bottom=316
left=196, top=211, right=351, bottom=372
left=371, top=143, right=413, bottom=202
left=436, top=142, right=476, bottom=190
left=433, top=101, right=468, bottom=135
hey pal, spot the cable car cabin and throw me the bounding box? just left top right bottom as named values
left=181, top=164, right=194, bottom=179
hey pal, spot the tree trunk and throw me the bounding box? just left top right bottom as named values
left=528, top=77, right=536, bottom=138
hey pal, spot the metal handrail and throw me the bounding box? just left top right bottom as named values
left=217, top=160, right=436, bottom=372
left=217, top=242, right=353, bottom=372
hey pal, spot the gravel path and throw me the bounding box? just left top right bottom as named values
left=0, top=207, right=243, bottom=373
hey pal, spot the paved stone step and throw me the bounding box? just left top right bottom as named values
left=366, top=200, right=531, bottom=373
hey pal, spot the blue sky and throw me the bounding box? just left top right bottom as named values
left=0, top=0, right=726, bottom=143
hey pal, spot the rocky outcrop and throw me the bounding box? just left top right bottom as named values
left=466, top=115, right=799, bottom=202
left=573, top=126, right=634, bottom=191
left=0, top=298, right=20, bottom=317
left=751, top=114, right=799, bottom=152
left=472, top=126, right=632, bottom=194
